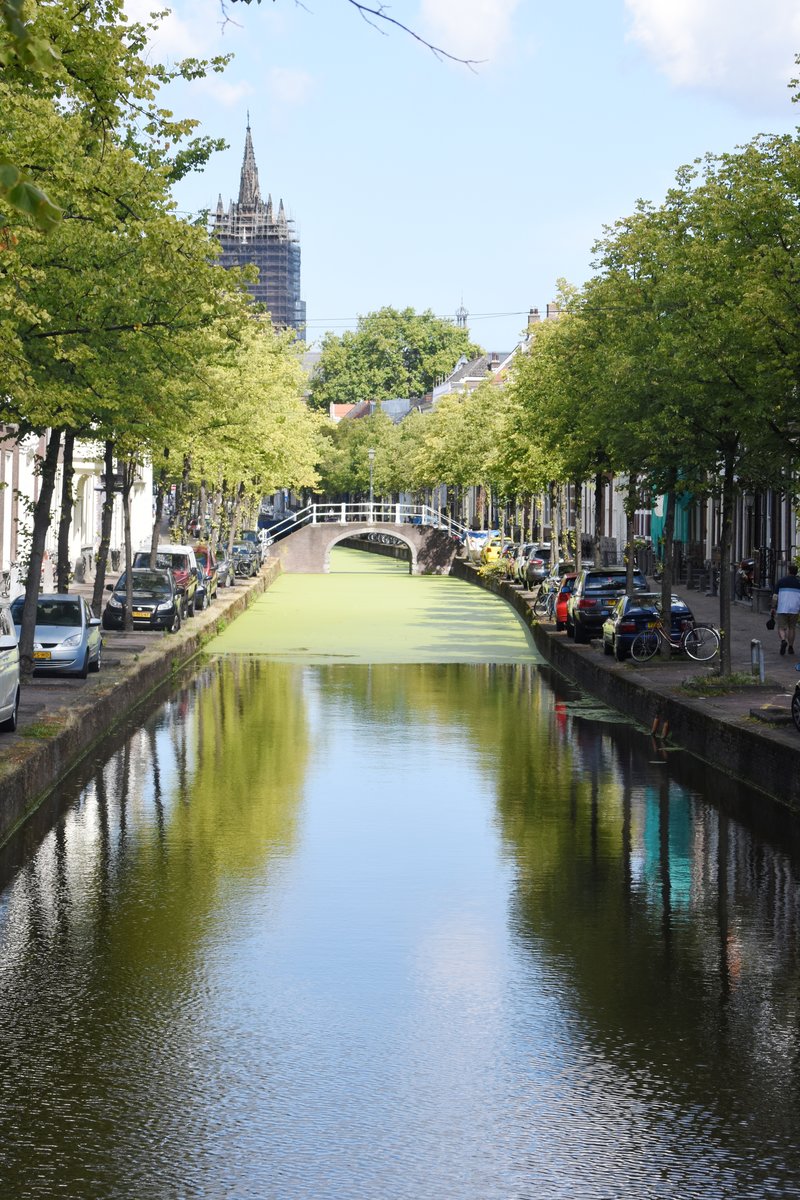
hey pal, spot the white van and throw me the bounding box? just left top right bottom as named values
left=0, top=603, right=20, bottom=732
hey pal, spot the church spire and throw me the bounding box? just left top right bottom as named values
left=238, top=120, right=261, bottom=209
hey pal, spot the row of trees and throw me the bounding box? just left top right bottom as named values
left=316, top=124, right=800, bottom=675
left=2, top=2, right=323, bottom=672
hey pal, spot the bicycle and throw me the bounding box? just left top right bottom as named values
left=532, top=582, right=557, bottom=621
left=630, top=616, right=720, bottom=663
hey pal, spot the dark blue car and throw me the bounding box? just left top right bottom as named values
left=602, top=592, right=694, bottom=662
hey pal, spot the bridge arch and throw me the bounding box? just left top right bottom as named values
left=324, top=527, right=416, bottom=574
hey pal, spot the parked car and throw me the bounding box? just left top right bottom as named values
left=102, top=568, right=183, bottom=633
left=232, top=541, right=259, bottom=577
left=567, top=567, right=649, bottom=643
left=480, top=535, right=513, bottom=566
left=601, top=592, right=695, bottom=661
left=10, top=593, right=102, bottom=678
left=792, top=680, right=800, bottom=734
left=132, top=544, right=198, bottom=616
left=512, top=542, right=536, bottom=584
left=524, top=543, right=552, bottom=587
left=544, top=557, right=594, bottom=590
left=216, top=551, right=237, bottom=589
left=239, top=529, right=265, bottom=563
left=193, top=543, right=219, bottom=609
left=554, top=573, right=578, bottom=631
left=0, top=602, right=20, bottom=732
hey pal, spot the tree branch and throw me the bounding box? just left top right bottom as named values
left=226, top=0, right=483, bottom=68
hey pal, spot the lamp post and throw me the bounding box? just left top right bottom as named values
left=368, top=447, right=375, bottom=521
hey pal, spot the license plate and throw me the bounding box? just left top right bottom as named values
left=132, top=610, right=151, bottom=620
left=32, top=650, right=51, bottom=660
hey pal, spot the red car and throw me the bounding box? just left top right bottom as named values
left=555, top=573, right=578, bottom=632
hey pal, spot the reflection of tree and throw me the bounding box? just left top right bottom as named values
left=485, top=675, right=800, bottom=1169
left=0, top=656, right=311, bottom=1195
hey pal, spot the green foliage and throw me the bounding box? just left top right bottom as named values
left=309, top=306, right=481, bottom=411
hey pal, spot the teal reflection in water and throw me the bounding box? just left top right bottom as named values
left=0, top=661, right=798, bottom=1198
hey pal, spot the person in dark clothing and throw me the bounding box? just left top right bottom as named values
left=771, top=562, right=800, bottom=655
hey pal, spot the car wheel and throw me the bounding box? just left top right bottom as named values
left=556, top=620, right=565, bottom=631
left=90, top=644, right=101, bottom=673
left=614, top=639, right=627, bottom=662
left=0, top=687, right=20, bottom=733
left=169, top=608, right=182, bottom=634
left=573, top=624, right=589, bottom=644
left=187, top=592, right=196, bottom=618
left=792, top=691, right=800, bottom=734
left=77, top=650, right=90, bottom=679
left=603, top=637, right=613, bottom=656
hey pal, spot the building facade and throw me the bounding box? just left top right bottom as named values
left=212, top=122, right=306, bottom=339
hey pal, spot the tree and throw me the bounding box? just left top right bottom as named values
left=308, top=307, right=481, bottom=411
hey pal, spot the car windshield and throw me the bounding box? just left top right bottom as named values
left=12, top=599, right=81, bottom=626
left=116, top=571, right=171, bottom=595
left=133, top=551, right=188, bottom=572
left=585, top=574, right=629, bottom=591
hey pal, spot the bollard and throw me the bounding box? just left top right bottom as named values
left=751, top=638, right=765, bottom=683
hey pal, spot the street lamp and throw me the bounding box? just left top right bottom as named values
left=368, top=447, right=375, bottom=519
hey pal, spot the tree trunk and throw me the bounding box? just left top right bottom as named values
left=18, top=428, right=62, bottom=677
left=149, top=449, right=169, bottom=568
left=121, top=460, right=136, bottom=632
left=226, top=481, right=246, bottom=559
left=573, top=478, right=583, bottom=570
left=660, top=469, right=678, bottom=634
left=56, top=430, right=75, bottom=593
left=91, top=440, right=115, bottom=617
left=718, top=455, right=735, bottom=677
left=625, top=474, right=639, bottom=596
left=593, top=472, right=604, bottom=566
left=560, top=485, right=570, bottom=561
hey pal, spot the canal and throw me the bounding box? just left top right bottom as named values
left=0, top=548, right=799, bottom=1198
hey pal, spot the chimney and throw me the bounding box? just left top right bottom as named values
left=527, top=307, right=540, bottom=334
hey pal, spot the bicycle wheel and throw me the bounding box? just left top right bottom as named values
left=532, top=592, right=550, bottom=619
left=630, top=630, right=660, bottom=662
left=683, top=624, right=720, bottom=662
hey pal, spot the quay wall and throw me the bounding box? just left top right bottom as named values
left=452, top=559, right=800, bottom=815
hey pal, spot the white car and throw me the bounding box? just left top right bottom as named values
left=0, top=603, right=20, bottom=732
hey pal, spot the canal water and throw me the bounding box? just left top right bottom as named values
left=1, top=548, right=800, bottom=1199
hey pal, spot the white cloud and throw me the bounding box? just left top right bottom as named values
left=625, top=0, right=800, bottom=110
left=267, top=67, right=314, bottom=108
left=196, top=77, right=255, bottom=108
left=418, top=0, right=522, bottom=63
left=123, top=0, right=224, bottom=61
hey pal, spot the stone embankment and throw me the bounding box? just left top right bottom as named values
left=453, top=559, right=800, bottom=815
left=0, top=563, right=280, bottom=846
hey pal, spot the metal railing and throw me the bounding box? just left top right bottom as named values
left=259, top=503, right=469, bottom=548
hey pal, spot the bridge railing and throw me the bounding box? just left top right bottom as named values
left=259, top=503, right=468, bottom=548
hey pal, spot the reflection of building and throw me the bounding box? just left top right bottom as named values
left=212, top=121, right=306, bottom=339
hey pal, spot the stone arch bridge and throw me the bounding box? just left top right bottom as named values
left=263, top=504, right=464, bottom=575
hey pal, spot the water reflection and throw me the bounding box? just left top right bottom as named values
left=0, top=661, right=798, bottom=1198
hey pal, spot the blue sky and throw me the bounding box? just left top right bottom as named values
left=130, top=0, right=800, bottom=352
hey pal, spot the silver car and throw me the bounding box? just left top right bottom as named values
left=11, top=594, right=102, bottom=678
left=0, top=603, right=20, bottom=731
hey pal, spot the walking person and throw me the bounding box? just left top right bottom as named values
left=771, top=562, right=800, bottom=655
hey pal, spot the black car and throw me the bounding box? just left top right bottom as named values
left=232, top=542, right=259, bottom=577
left=792, top=680, right=800, bottom=734
left=102, top=568, right=182, bottom=633
left=567, top=567, right=649, bottom=643
left=601, top=593, right=694, bottom=661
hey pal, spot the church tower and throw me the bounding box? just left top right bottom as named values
left=212, top=120, right=306, bottom=339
